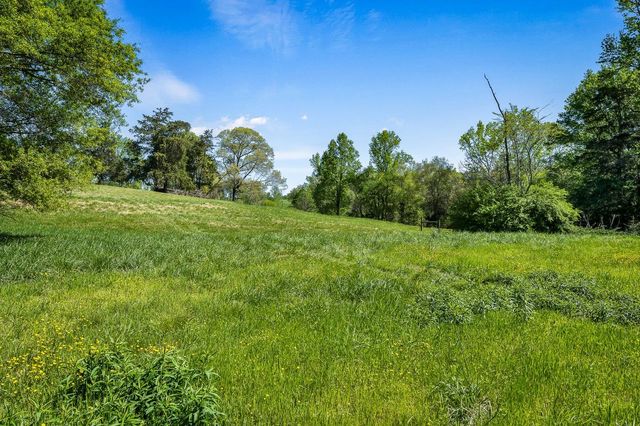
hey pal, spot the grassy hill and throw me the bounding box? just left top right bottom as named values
left=1, top=185, right=640, bottom=423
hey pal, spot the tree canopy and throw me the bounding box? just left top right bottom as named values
left=554, top=0, right=640, bottom=228
left=0, top=0, right=145, bottom=209
left=215, top=127, right=277, bottom=201
left=312, top=133, right=361, bottom=215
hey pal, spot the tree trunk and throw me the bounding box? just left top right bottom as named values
left=484, top=75, right=512, bottom=184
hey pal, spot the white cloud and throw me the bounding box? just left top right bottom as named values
left=191, top=126, right=209, bottom=136
left=140, top=71, right=201, bottom=106
left=301, top=114, right=308, bottom=121
left=275, top=148, right=315, bottom=161
left=192, top=115, right=270, bottom=135
left=209, top=0, right=298, bottom=53
left=366, top=9, right=382, bottom=26
left=225, top=115, right=269, bottom=128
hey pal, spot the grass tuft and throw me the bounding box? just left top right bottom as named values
left=410, top=269, right=640, bottom=326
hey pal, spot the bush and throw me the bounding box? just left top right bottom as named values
left=288, top=184, right=316, bottom=212
left=0, top=143, right=91, bottom=210
left=524, top=183, right=579, bottom=232
left=448, top=184, right=531, bottom=232
left=449, top=182, right=578, bottom=232
left=54, top=347, right=222, bottom=425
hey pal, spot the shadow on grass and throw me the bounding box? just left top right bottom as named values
left=0, top=233, right=40, bottom=246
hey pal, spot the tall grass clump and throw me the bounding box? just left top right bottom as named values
left=437, top=377, right=496, bottom=425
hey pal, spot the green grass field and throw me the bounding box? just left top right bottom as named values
left=2, top=185, right=640, bottom=424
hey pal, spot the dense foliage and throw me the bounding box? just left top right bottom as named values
left=57, top=348, right=221, bottom=425
left=3, top=0, right=640, bottom=227
left=2, top=342, right=222, bottom=424
left=555, top=2, right=640, bottom=228
left=293, top=131, right=463, bottom=226
left=293, top=109, right=577, bottom=232
left=449, top=183, right=578, bottom=232
left=0, top=0, right=145, bottom=209
left=100, top=108, right=286, bottom=203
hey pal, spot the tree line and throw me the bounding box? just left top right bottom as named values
left=289, top=0, right=640, bottom=232
left=2, top=0, right=640, bottom=232
left=0, top=0, right=284, bottom=212
left=97, top=107, right=286, bottom=203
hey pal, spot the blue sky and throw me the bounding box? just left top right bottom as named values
left=105, top=0, right=622, bottom=189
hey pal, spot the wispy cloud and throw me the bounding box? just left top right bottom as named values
left=209, top=0, right=298, bottom=53
left=323, top=2, right=355, bottom=50
left=300, top=114, right=308, bottom=121
left=192, top=115, right=269, bottom=135
left=209, top=0, right=375, bottom=53
left=365, top=9, right=383, bottom=40
left=140, top=71, right=201, bottom=106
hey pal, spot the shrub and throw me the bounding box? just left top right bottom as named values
left=524, top=183, right=579, bottom=232
left=288, top=184, right=316, bottom=212
left=54, top=347, right=222, bottom=425
left=448, top=184, right=531, bottom=232
left=449, top=182, right=578, bottom=232
left=628, top=220, right=640, bottom=234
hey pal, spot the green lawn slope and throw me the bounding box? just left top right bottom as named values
left=1, top=185, right=640, bottom=423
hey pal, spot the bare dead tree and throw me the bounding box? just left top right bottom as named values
left=484, top=74, right=512, bottom=185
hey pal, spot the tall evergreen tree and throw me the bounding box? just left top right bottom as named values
left=131, top=108, right=198, bottom=192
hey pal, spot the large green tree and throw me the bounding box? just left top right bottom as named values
left=0, top=0, right=145, bottom=209
left=215, top=127, right=275, bottom=201
left=415, top=157, right=463, bottom=223
left=313, top=133, right=361, bottom=215
left=363, top=130, right=412, bottom=220
left=556, top=0, right=640, bottom=228
left=132, top=108, right=199, bottom=192
left=455, top=105, right=577, bottom=232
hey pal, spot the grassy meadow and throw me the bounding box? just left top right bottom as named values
left=1, top=185, right=640, bottom=424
